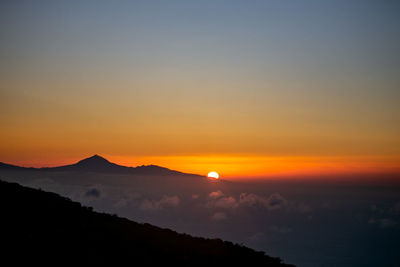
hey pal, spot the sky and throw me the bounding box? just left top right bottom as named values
left=1, top=0, right=399, bottom=178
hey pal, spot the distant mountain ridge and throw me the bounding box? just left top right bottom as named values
left=0, top=154, right=202, bottom=177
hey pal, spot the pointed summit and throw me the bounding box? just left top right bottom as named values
left=73, top=154, right=119, bottom=171
left=76, top=154, right=111, bottom=166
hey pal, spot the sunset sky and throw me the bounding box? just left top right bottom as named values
left=1, top=1, right=399, bottom=178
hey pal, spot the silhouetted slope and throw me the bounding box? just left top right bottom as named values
left=0, top=180, right=294, bottom=266
left=0, top=154, right=203, bottom=177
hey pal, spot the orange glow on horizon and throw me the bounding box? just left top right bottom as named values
left=5, top=154, right=398, bottom=179
left=107, top=154, right=400, bottom=179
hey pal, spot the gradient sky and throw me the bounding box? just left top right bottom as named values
left=1, top=0, right=399, bottom=177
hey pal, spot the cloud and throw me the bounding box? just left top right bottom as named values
left=211, top=212, right=227, bottom=221
left=140, top=195, right=180, bottom=211
left=207, top=191, right=288, bottom=211
left=85, top=188, right=101, bottom=198
left=265, top=193, right=288, bottom=210
left=239, top=193, right=288, bottom=211
left=238, top=193, right=259, bottom=206
left=160, top=195, right=180, bottom=207
left=209, top=190, right=224, bottom=199
left=214, top=196, right=237, bottom=209
left=207, top=191, right=237, bottom=209
left=114, top=192, right=142, bottom=208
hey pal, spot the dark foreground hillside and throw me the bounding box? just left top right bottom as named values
left=0, top=180, right=294, bottom=266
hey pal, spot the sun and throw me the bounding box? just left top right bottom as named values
left=207, top=171, right=219, bottom=179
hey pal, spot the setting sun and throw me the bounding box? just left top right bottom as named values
left=207, top=171, right=219, bottom=179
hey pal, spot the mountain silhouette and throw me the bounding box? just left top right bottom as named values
left=0, top=180, right=294, bottom=266
left=0, top=162, right=35, bottom=170
left=0, top=154, right=202, bottom=177
left=76, top=154, right=116, bottom=168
